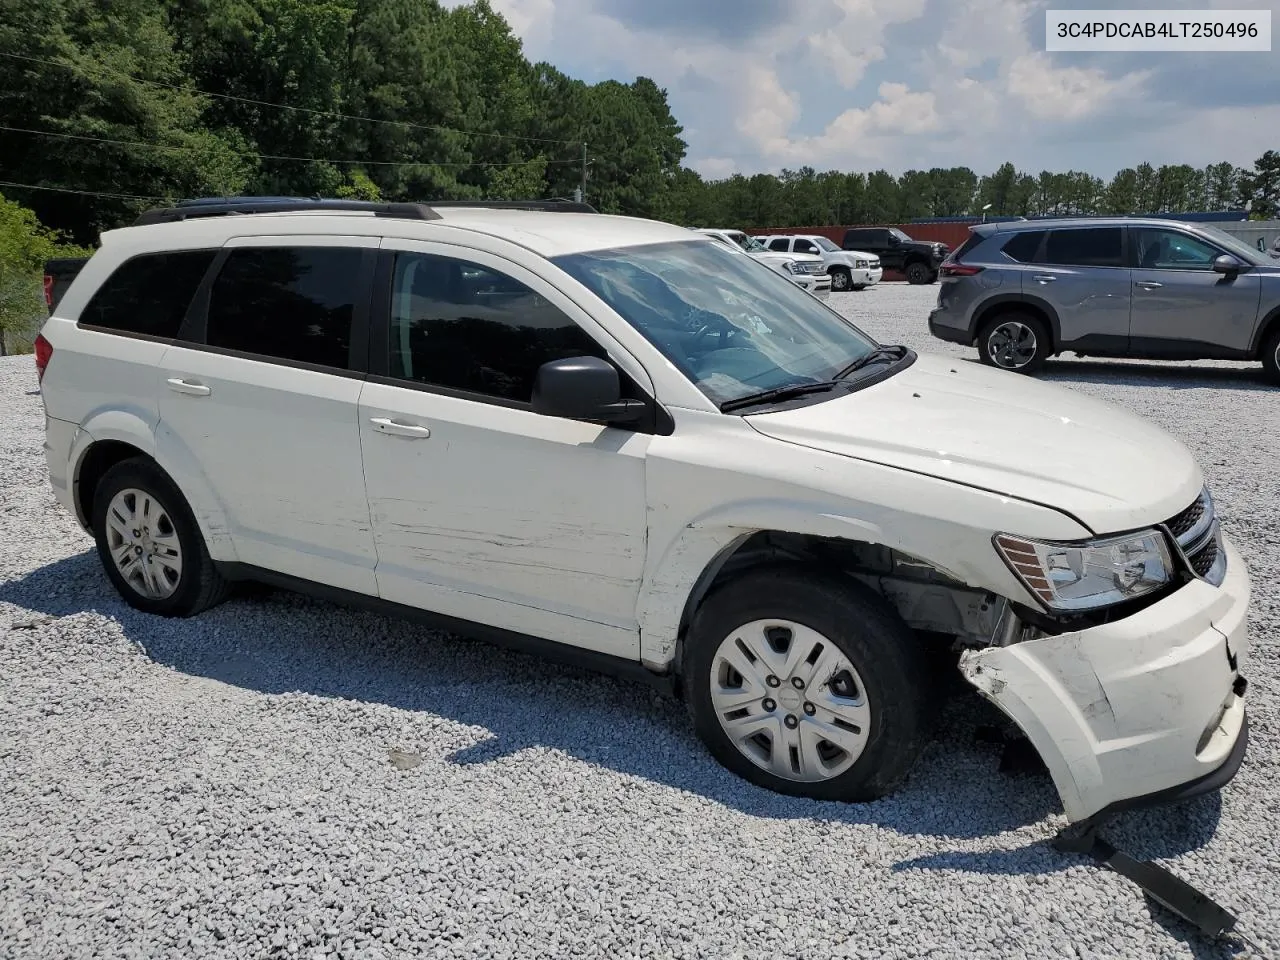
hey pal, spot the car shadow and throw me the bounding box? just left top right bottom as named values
left=0, top=552, right=1221, bottom=860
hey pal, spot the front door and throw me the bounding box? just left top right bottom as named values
left=1128, top=226, right=1262, bottom=357
left=157, top=236, right=380, bottom=595
left=357, top=241, right=651, bottom=658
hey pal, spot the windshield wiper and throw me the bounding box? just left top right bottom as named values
left=835, top=344, right=906, bottom=379
left=720, top=380, right=847, bottom=413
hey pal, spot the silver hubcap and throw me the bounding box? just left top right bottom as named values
left=832, top=271, right=849, bottom=291
left=709, top=619, right=871, bottom=782
left=105, top=488, right=183, bottom=599
left=987, top=321, right=1038, bottom=369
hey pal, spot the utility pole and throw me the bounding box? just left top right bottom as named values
left=581, top=142, right=588, bottom=203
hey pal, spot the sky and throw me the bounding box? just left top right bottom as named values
left=450, top=0, right=1280, bottom=181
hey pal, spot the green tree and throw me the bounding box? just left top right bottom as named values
left=0, top=192, right=90, bottom=354
left=1240, top=150, right=1280, bottom=219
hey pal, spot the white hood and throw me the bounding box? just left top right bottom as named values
left=746, top=352, right=1203, bottom=534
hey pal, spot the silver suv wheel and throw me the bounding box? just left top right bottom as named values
left=709, top=618, right=871, bottom=782
left=986, top=320, right=1039, bottom=370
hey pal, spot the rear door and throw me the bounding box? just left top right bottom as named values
left=1128, top=226, right=1262, bottom=357
left=1023, top=227, right=1131, bottom=351
left=157, top=236, right=380, bottom=594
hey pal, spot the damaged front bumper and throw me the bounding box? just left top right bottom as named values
left=960, top=536, right=1251, bottom=823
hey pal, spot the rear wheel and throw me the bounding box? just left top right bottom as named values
left=905, top=261, right=933, bottom=284
left=978, top=312, right=1050, bottom=373
left=92, top=458, right=230, bottom=617
left=1262, top=326, right=1280, bottom=385
left=683, top=567, right=937, bottom=802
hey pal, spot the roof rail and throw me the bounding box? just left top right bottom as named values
left=133, top=197, right=439, bottom=226
left=132, top=195, right=599, bottom=226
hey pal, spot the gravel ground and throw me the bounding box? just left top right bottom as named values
left=1, top=283, right=1277, bottom=960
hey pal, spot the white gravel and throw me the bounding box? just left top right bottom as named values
left=1, top=284, right=1277, bottom=960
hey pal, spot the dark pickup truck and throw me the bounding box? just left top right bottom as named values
left=841, top=227, right=948, bottom=285
left=44, top=257, right=89, bottom=312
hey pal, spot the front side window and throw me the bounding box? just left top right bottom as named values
left=388, top=252, right=604, bottom=402
left=795, top=239, right=818, bottom=254
left=1134, top=228, right=1221, bottom=270
left=1042, top=228, right=1124, bottom=268
left=79, top=250, right=215, bottom=337
left=554, top=240, right=881, bottom=407
left=204, top=247, right=362, bottom=369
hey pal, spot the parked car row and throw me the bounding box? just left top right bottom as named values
left=692, top=228, right=832, bottom=299
left=37, top=196, right=1251, bottom=829
left=927, top=216, right=1280, bottom=383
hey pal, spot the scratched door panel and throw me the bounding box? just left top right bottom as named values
left=359, top=380, right=649, bottom=658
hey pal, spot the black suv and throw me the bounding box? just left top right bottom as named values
left=841, top=227, right=948, bottom=285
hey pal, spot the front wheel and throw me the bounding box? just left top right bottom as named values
left=1262, top=326, right=1280, bottom=385
left=830, top=268, right=851, bottom=292
left=978, top=312, right=1050, bottom=373
left=683, top=567, right=937, bottom=802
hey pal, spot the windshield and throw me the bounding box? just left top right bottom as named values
left=812, top=236, right=840, bottom=252
left=1197, top=225, right=1267, bottom=265
left=730, top=232, right=767, bottom=253
left=890, top=228, right=913, bottom=242
left=554, top=240, right=881, bottom=407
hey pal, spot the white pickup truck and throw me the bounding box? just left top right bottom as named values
left=759, top=234, right=883, bottom=292
left=693, top=228, right=831, bottom=299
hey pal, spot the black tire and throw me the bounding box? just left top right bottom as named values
left=91, top=457, right=231, bottom=617
left=830, top=268, right=851, bottom=292
left=1262, top=325, right=1280, bottom=385
left=682, top=566, right=938, bottom=802
left=905, top=261, right=932, bottom=284
left=977, top=311, right=1051, bottom=374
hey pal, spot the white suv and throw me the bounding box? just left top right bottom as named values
left=36, top=197, right=1251, bottom=824
left=692, top=228, right=831, bottom=298
left=760, top=234, right=883, bottom=292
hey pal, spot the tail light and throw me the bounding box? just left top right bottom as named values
left=939, top=262, right=984, bottom=277
left=34, top=333, right=53, bottom=384
left=43, top=275, right=55, bottom=308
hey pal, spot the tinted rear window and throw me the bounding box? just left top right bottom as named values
left=950, top=233, right=984, bottom=261
left=79, top=251, right=215, bottom=337
left=1042, top=228, right=1124, bottom=267
left=1001, top=231, right=1046, bottom=263
left=204, top=247, right=363, bottom=370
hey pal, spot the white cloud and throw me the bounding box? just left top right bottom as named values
left=1006, top=53, right=1144, bottom=121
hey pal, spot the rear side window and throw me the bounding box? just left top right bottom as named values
left=1000, top=231, right=1046, bottom=263
left=1042, top=228, right=1124, bottom=267
left=950, top=233, right=985, bottom=262
left=767, top=238, right=789, bottom=252
left=205, top=247, right=363, bottom=370
left=78, top=251, right=215, bottom=338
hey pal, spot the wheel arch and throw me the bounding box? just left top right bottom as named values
left=1250, top=304, right=1280, bottom=359
left=637, top=502, right=1012, bottom=680
left=971, top=294, right=1061, bottom=351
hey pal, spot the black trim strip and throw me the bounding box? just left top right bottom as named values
left=214, top=562, right=675, bottom=695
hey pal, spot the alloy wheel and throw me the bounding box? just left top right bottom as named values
left=986, top=320, right=1039, bottom=370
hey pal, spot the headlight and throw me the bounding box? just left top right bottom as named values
left=856, top=259, right=869, bottom=268
left=782, top=261, right=801, bottom=275
left=994, top=530, right=1174, bottom=612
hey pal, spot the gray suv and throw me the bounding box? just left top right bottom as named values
left=927, top=217, right=1280, bottom=383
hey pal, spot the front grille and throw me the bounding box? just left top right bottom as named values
left=1190, top=537, right=1219, bottom=577
left=1162, top=488, right=1225, bottom=585
left=1166, top=495, right=1206, bottom=539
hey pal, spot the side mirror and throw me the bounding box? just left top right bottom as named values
left=1212, top=254, right=1244, bottom=275
left=531, top=356, right=646, bottom=424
